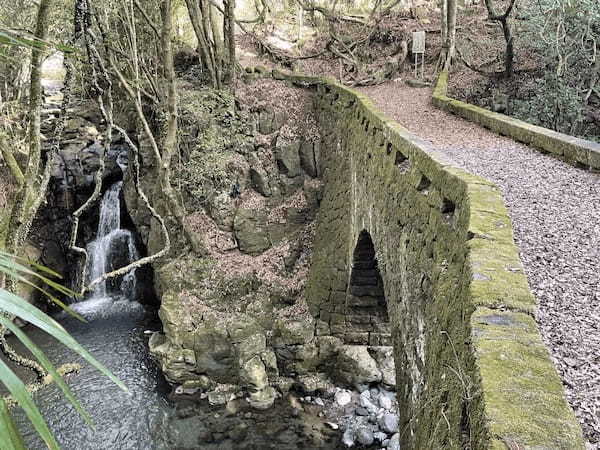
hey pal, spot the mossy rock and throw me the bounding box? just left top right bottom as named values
left=233, top=209, right=271, bottom=255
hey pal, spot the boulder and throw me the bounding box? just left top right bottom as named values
left=249, top=166, right=272, bottom=196
left=239, top=356, right=268, bottom=393
left=387, top=433, right=400, bottom=450
left=208, top=192, right=236, bottom=231
left=248, top=386, right=277, bottom=410
left=334, top=390, right=352, bottom=407
left=272, top=317, right=315, bottom=346
left=342, top=428, right=355, bottom=448
left=360, top=391, right=379, bottom=414
left=371, top=346, right=397, bottom=388
left=207, top=384, right=238, bottom=406
left=233, top=209, right=271, bottom=255
left=378, top=413, right=399, bottom=434
left=260, top=349, right=279, bottom=377
left=296, top=372, right=334, bottom=394
left=193, top=324, right=235, bottom=379
left=356, top=428, right=374, bottom=446
left=379, top=394, right=393, bottom=410
left=275, top=141, right=302, bottom=177
left=336, top=345, right=382, bottom=386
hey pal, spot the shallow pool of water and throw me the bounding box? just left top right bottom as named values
left=8, top=296, right=172, bottom=450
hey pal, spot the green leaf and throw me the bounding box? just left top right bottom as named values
left=0, top=252, right=84, bottom=321
left=0, top=358, right=59, bottom=450
left=0, top=316, right=93, bottom=427
left=0, top=30, right=77, bottom=54
left=0, top=398, right=26, bottom=450
left=0, top=288, right=128, bottom=393
left=0, top=251, right=63, bottom=279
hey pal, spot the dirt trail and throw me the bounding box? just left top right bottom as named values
left=360, top=83, right=600, bottom=447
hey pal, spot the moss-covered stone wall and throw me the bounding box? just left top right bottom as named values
left=433, top=71, right=600, bottom=170
left=301, top=76, right=585, bottom=449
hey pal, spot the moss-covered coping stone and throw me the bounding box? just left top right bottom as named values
left=243, top=66, right=585, bottom=449
left=433, top=70, right=600, bottom=170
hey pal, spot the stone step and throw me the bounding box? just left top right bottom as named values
left=350, top=274, right=379, bottom=286
left=351, top=268, right=378, bottom=276
left=352, top=260, right=377, bottom=270
left=350, top=285, right=384, bottom=297
left=347, top=295, right=381, bottom=308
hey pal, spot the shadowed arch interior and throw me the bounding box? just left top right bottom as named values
left=346, top=230, right=391, bottom=345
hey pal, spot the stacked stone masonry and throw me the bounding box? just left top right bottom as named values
left=344, top=230, right=391, bottom=346
left=282, top=72, right=588, bottom=449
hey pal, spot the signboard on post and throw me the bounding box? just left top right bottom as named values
left=412, top=31, right=426, bottom=79
left=412, top=31, right=426, bottom=53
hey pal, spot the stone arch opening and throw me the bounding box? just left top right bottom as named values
left=346, top=230, right=391, bottom=346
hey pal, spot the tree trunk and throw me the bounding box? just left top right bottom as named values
left=4, top=0, right=53, bottom=258
left=224, top=0, right=236, bottom=84
left=484, top=0, right=517, bottom=78
left=184, top=0, right=218, bottom=87
left=0, top=135, right=25, bottom=187
left=0, top=0, right=53, bottom=380
left=444, top=0, right=457, bottom=70
left=438, top=0, right=457, bottom=71
left=161, top=0, right=206, bottom=254
left=209, top=0, right=225, bottom=67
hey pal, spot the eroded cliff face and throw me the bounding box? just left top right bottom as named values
left=2, top=101, right=127, bottom=304
left=123, top=79, right=334, bottom=408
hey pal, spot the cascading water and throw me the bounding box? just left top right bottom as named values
left=68, top=181, right=142, bottom=320
left=86, top=181, right=138, bottom=300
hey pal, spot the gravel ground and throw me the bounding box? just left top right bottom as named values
left=361, top=84, right=600, bottom=447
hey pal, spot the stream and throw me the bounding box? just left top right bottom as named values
left=8, top=181, right=172, bottom=449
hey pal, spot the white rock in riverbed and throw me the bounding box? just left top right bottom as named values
left=379, top=394, right=392, bottom=410
left=335, top=390, right=352, bottom=406
left=342, top=428, right=355, bottom=447
left=387, top=433, right=400, bottom=450
left=356, top=428, right=374, bottom=446
left=378, top=413, right=399, bottom=434
left=374, top=431, right=388, bottom=443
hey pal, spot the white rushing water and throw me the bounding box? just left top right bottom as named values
left=73, top=181, right=141, bottom=319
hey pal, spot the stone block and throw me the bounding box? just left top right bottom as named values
left=275, top=141, right=302, bottom=177
left=233, top=209, right=271, bottom=255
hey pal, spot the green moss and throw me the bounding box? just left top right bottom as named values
left=433, top=70, right=600, bottom=170
left=156, top=256, right=216, bottom=297
left=302, top=73, right=583, bottom=449
left=472, top=307, right=585, bottom=448
left=175, top=86, right=253, bottom=209
left=0, top=210, right=9, bottom=248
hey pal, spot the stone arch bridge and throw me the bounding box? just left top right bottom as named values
left=301, top=79, right=585, bottom=449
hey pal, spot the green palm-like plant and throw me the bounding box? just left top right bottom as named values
left=0, top=250, right=127, bottom=450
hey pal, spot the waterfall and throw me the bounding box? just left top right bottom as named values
left=86, top=182, right=139, bottom=300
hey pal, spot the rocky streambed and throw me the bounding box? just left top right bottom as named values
left=164, top=381, right=401, bottom=450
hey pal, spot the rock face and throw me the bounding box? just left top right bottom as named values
left=26, top=101, right=133, bottom=289
left=336, top=346, right=382, bottom=387
left=129, top=83, right=335, bottom=409
left=275, top=141, right=302, bottom=177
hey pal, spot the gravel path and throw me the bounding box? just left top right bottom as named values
left=360, top=84, right=600, bottom=447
